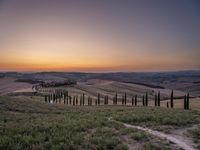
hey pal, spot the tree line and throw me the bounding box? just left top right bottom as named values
left=44, top=90, right=190, bottom=110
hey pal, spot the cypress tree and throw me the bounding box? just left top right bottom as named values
left=167, top=102, right=169, bottom=108
left=69, top=96, right=71, bottom=105
left=170, top=90, right=174, bottom=108
left=124, top=93, right=127, bottom=105
left=55, top=94, right=58, bottom=103
left=98, top=93, right=100, bottom=105
left=60, top=92, right=62, bottom=101
left=83, top=93, right=85, bottom=105
left=132, top=96, right=134, bottom=106
left=116, top=93, right=118, bottom=105
left=59, top=93, right=61, bottom=104
left=158, top=91, right=160, bottom=107
left=106, top=96, right=108, bottom=105
left=64, top=93, right=66, bottom=104
left=53, top=93, right=56, bottom=103
left=76, top=96, right=78, bottom=105
left=73, top=96, right=75, bottom=105
left=88, top=96, right=90, bottom=106
left=50, top=94, right=52, bottom=101
left=80, top=96, right=82, bottom=106
left=57, top=93, right=59, bottom=103
left=155, top=95, right=157, bottom=107
left=45, top=95, right=47, bottom=103
left=66, top=95, right=68, bottom=105
left=135, top=95, right=137, bottom=106
left=184, top=95, right=187, bottom=109
left=95, top=98, right=97, bottom=105
left=142, top=95, right=145, bottom=106
left=145, top=92, right=148, bottom=106
left=66, top=93, right=68, bottom=105
left=187, top=92, right=190, bottom=110
left=53, top=94, right=55, bottom=103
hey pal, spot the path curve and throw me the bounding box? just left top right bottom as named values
left=108, top=118, right=197, bottom=150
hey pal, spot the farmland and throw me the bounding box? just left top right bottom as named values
left=0, top=71, right=200, bottom=150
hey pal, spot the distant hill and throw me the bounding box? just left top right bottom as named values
left=0, top=70, right=200, bottom=96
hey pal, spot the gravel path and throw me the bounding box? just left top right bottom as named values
left=109, top=118, right=197, bottom=150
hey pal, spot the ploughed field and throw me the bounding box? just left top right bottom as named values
left=0, top=96, right=200, bottom=150
left=0, top=78, right=32, bottom=95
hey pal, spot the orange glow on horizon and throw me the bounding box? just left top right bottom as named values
left=0, top=58, right=198, bottom=72
left=0, top=1, right=199, bottom=72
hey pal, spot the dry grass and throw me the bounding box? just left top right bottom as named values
left=2, top=95, right=199, bottom=150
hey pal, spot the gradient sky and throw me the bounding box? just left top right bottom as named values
left=0, top=0, right=200, bottom=72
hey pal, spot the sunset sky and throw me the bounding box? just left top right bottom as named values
left=0, top=0, right=199, bottom=72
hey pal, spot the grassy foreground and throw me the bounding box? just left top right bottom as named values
left=0, top=96, right=200, bottom=150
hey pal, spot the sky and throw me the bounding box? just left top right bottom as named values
left=0, top=0, right=199, bottom=72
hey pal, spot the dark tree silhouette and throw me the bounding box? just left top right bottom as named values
left=170, top=90, right=174, bottom=108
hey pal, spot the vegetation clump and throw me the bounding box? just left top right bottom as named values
left=40, top=79, right=77, bottom=88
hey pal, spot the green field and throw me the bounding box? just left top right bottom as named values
left=0, top=96, right=200, bottom=150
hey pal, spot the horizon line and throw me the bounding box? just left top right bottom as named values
left=0, top=69, right=200, bottom=74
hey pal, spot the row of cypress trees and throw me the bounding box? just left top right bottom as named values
left=44, top=90, right=190, bottom=109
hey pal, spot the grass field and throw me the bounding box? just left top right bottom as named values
left=1, top=96, right=200, bottom=150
